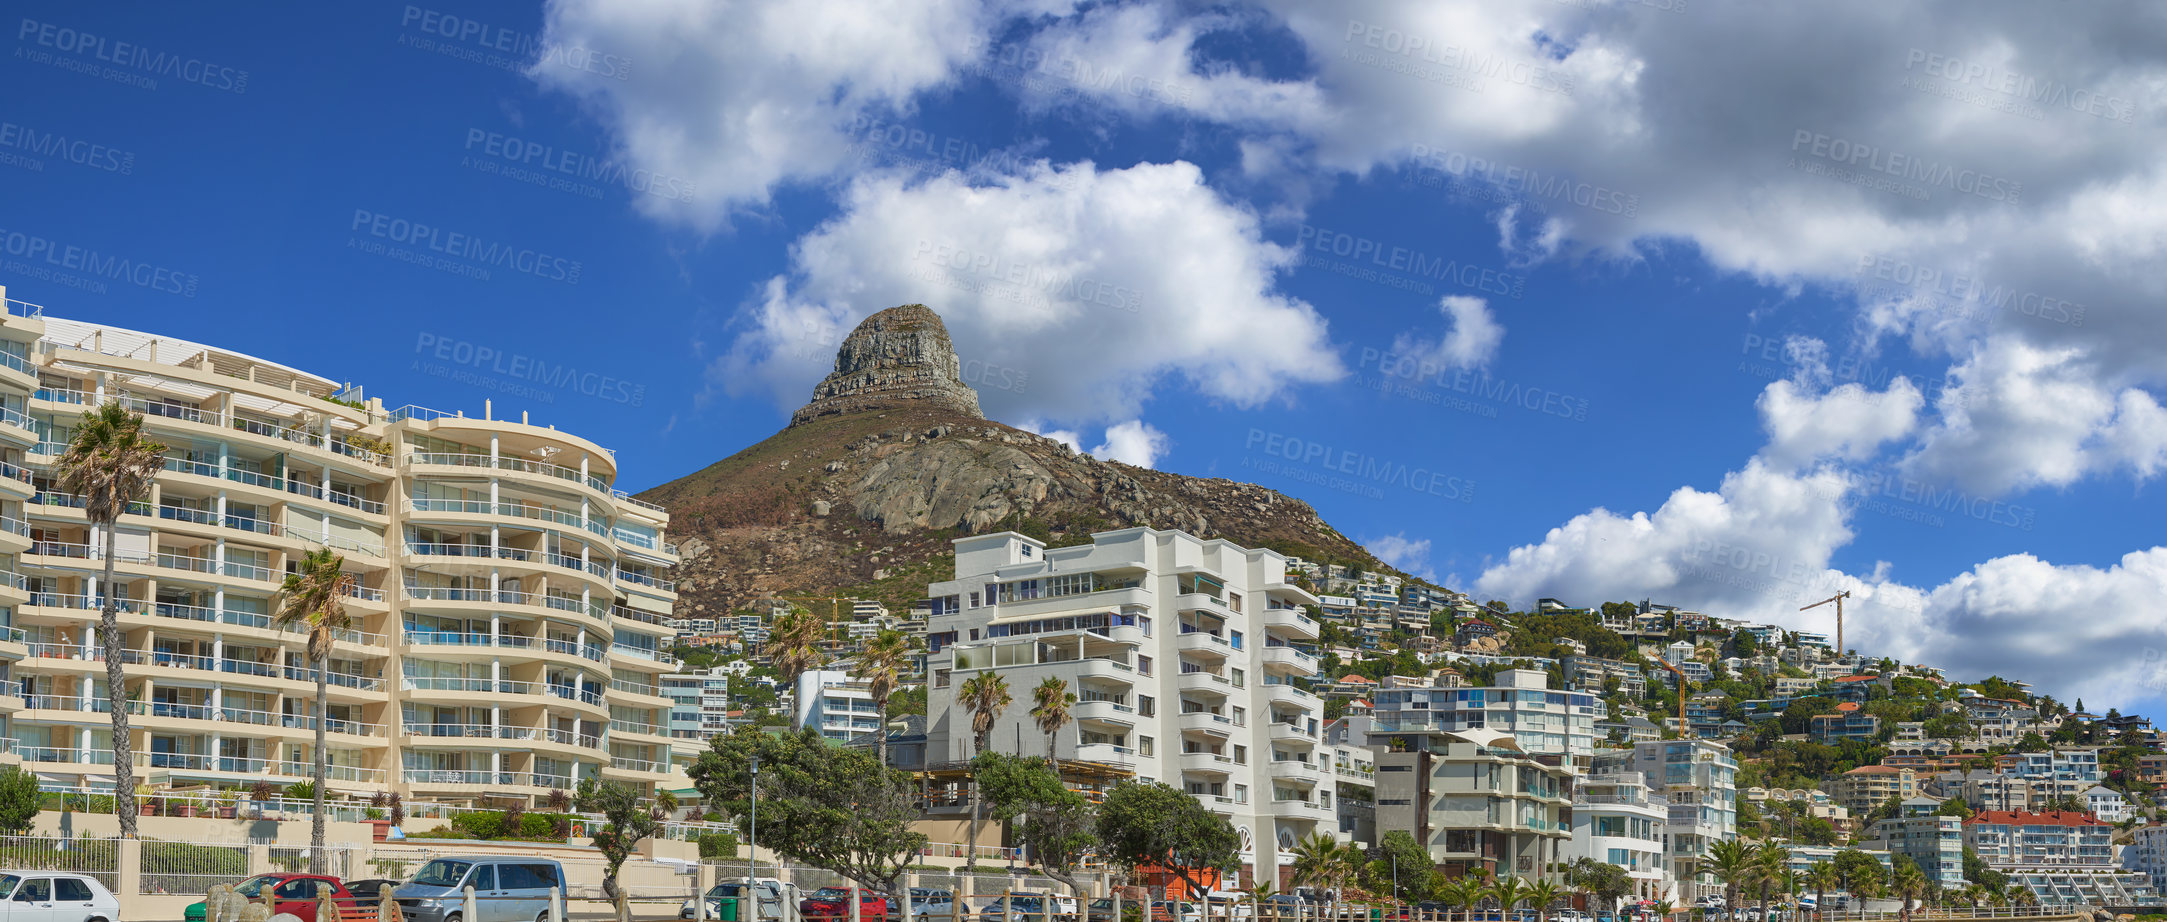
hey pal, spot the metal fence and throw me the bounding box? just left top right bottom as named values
left=139, top=841, right=250, bottom=895
left=0, top=834, right=121, bottom=891
left=267, top=845, right=360, bottom=880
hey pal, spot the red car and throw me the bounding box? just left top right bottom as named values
left=800, top=888, right=893, bottom=921
left=184, top=875, right=363, bottom=922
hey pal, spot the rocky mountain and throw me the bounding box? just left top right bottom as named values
left=639, top=304, right=1387, bottom=620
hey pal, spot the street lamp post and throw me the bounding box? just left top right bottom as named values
left=750, top=756, right=762, bottom=893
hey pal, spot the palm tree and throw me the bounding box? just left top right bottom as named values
left=854, top=629, right=914, bottom=766
left=2002, top=884, right=2035, bottom=907
left=1889, top=865, right=1926, bottom=922
left=1752, top=844, right=1790, bottom=921
left=957, top=671, right=1011, bottom=874
left=1485, top=877, right=1529, bottom=922
left=1706, top=841, right=1755, bottom=915
left=1292, top=833, right=1362, bottom=921
left=273, top=547, right=356, bottom=874
left=1524, top=880, right=1562, bottom=922
left=1030, top=676, right=1075, bottom=762
left=767, top=608, right=830, bottom=720
left=56, top=401, right=166, bottom=838
left=1803, top=863, right=1839, bottom=922
left=1650, top=901, right=1674, bottom=922
left=1433, top=876, right=1483, bottom=922
left=1246, top=883, right=1277, bottom=921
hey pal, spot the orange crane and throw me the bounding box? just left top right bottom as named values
left=1656, top=657, right=1687, bottom=732
left=1801, top=590, right=1851, bottom=656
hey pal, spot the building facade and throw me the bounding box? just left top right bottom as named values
left=921, top=528, right=1329, bottom=883
left=1627, top=739, right=1738, bottom=903
left=1965, top=810, right=2160, bottom=905
left=0, top=302, right=681, bottom=805
left=1865, top=800, right=1964, bottom=889
left=1567, top=760, right=1672, bottom=902
left=1367, top=669, right=1605, bottom=766
left=1371, top=726, right=1575, bottom=880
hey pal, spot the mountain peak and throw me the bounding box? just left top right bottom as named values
left=790, top=304, right=984, bottom=427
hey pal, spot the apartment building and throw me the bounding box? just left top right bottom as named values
left=1367, top=668, right=1605, bottom=766
left=1864, top=799, right=1964, bottom=889
left=0, top=301, right=681, bottom=805
left=663, top=668, right=735, bottom=740
left=920, top=528, right=1331, bottom=883
left=1370, top=725, right=1575, bottom=880
left=1810, top=710, right=1882, bottom=744
left=793, top=669, right=884, bottom=742
left=2122, top=825, right=2167, bottom=896
left=1827, top=766, right=1918, bottom=815
left=1965, top=810, right=2162, bottom=905
left=1626, top=739, right=1738, bottom=903
left=1568, top=757, right=1673, bottom=902
left=1562, top=655, right=1645, bottom=697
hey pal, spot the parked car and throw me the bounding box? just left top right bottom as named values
left=345, top=880, right=405, bottom=903
left=683, top=880, right=799, bottom=921
left=800, top=887, right=892, bottom=921
left=0, top=871, right=121, bottom=922
left=1554, top=911, right=1591, bottom=922
left=980, top=893, right=1077, bottom=922
left=184, top=874, right=360, bottom=922
left=394, top=857, right=566, bottom=922
left=909, top=889, right=962, bottom=921
left=1148, top=901, right=1200, bottom=922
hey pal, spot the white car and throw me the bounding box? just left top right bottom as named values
left=0, top=871, right=120, bottom=922
left=1554, top=911, right=1591, bottom=922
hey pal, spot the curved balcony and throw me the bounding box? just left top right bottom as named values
left=1175, top=630, right=1231, bottom=657
left=0, top=514, right=29, bottom=555
left=0, top=406, right=40, bottom=448
left=1072, top=742, right=1136, bottom=765
left=1271, top=797, right=1334, bottom=823
left=1260, top=645, right=1318, bottom=673
left=1176, top=669, right=1233, bottom=695
left=405, top=543, right=616, bottom=598
left=405, top=452, right=616, bottom=512
left=399, top=629, right=611, bottom=674
left=1071, top=700, right=1136, bottom=725
left=405, top=497, right=610, bottom=540
left=0, top=349, right=38, bottom=391
left=1268, top=721, right=1317, bottom=744
left=1179, top=750, right=1235, bottom=776
left=1268, top=759, right=1325, bottom=784
left=0, top=461, right=33, bottom=501
left=600, top=756, right=673, bottom=781
left=1262, top=606, right=1320, bottom=640
left=401, top=769, right=574, bottom=791
left=1264, top=682, right=1320, bottom=708
left=1177, top=710, right=1236, bottom=736
left=401, top=723, right=600, bottom=754
left=400, top=585, right=610, bottom=630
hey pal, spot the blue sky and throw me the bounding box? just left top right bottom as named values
left=8, top=0, right=2167, bottom=712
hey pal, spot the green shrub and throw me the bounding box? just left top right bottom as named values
left=285, top=781, right=316, bottom=801
left=449, top=810, right=507, bottom=840
left=696, top=832, right=740, bottom=859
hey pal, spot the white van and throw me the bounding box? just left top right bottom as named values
left=0, top=871, right=121, bottom=922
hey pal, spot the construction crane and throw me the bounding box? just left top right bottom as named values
left=1801, top=590, right=1851, bottom=657
left=1655, top=657, right=1687, bottom=733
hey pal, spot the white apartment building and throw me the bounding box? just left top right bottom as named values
left=1625, top=739, right=1739, bottom=903
left=1570, top=756, right=1674, bottom=903
left=1367, top=669, right=1605, bottom=766
left=2122, top=824, right=2167, bottom=896
left=0, top=297, right=681, bottom=804
left=922, top=528, right=1331, bottom=883
left=794, top=669, right=884, bottom=742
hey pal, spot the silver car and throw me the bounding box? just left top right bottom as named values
left=395, top=857, right=566, bottom=922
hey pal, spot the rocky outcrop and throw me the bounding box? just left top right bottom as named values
left=642, top=305, right=1389, bottom=619
left=790, top=304, right=982, bottom=426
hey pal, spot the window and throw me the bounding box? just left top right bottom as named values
left=1234, top=784, right=1249, bottom=804
left=1232, top=706, right=1246, bottom=726
left=1020, top=545, right=1033, bottom=558
left=14, top=879, right=48, bottom=902
left=1229, top=630, right=1244, bottom=650
left=1139, top=736, right=1154, bottom=757
left=1138, top=696, right=1155, bottom=717
left=1231, top=668, right=1245, bottom=688
left=469, top=865, right=496, bottom=891
left=1234, top=745, right=1248, bottom=764
left=969, top=592, right=980, bottom=607
left=276, top=879, right=319, bottom=899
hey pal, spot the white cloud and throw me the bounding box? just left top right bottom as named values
left=1900, top=337, right=2167, bottom=496
left=1091, top=420, right=1170, bottom=468
left=1389, top=296, right=1504, bottom=374
left=1757, top=378, right=1923, bottom=471
left=1019, top=420, right=1085, bottom=454
left=712, top=160, right=1345, bottom=425
left=1365, top=532, right=1436, bottom=581
left=529, top=0, right=1012, bottom=229
left=1014, top=3, right=1330, bottom=129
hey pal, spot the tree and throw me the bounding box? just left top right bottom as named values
left=1796, top=816, right=1838, bottom=846
left=272, top=547, right=356, bottom=873
left=1707, top=840, right=1755, bottom=912
left=1524, top=880, right=1562, bottom=922
left=1730, top=629, right=1760, bottom=658
left=687, top=727, right=926, bottom=919
left=0, top=766, right=39, bottom=834
left=855, top=630, right=915, bottom=767
left=56, top=401, right=166, bottom=838
left=958, top=671, right=1012, bottom=873
left=1803, top=863, right=1839, bottom=922
left=767, top=608, right=830, bottom=723
left=1485, top=877, right=1530, bottom=921
left=1752, top=844, right=1790, bottom=921
left=971, top=753, right=1096, bottom=896
left=1934, top=799, right=1973, bottom=819
left=1291, top=832, right=1361, bottom=919
left=1889, top=864, right=1927, bottom=922
left=575, top=778, right=663, bottom=921
left=1098, top=781, right=1239, bottom=904
left=1030, top=677, right=1076, bottom=760
left=1434, top=876, right=1484, bottom=922
left=1364, top=830, right=1433, bottom=903
left=1831, top=850, right=1886, bottom=903
left=1564, top=858, right=1633, bottom=911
